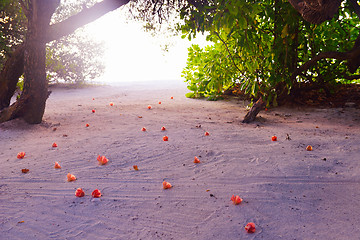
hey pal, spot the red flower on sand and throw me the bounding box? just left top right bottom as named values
left=17, top=152, right=25, bottom=159
left=92, top=189, right=101, bottom=198
left=97, top=155, right=109, bottom=165
left=245, top=222, right=256, bottom=233
left=54, top=162, right=61, bottom=169
left=109, top=102, right=114, bottom=106
left=161, top=126, right=166, bottom=131
left=67, top=173, right=76, bottom=182
left=158, top=101, right=161, bottom=104
left=163, top=181, right=172, bottom=189
left=271, top=136, right=277, bottom=141
left=141, top=127, right=146, bottom=131
left=194, top=156, right=200, bottom=163
left=85, top=123, right=90, bottom=127
left=204, top=131, right=210, bottom=136
left=92, top=109, right=95, bottom=113
left=133, top=165, right=139, bottom=171
left=148, top=105, right=152, bottom=109
left=163, top=136, right=169, bottom=141
left=52, top=142, right=58, bottom=147
left=231, top=195, right=242, bottom=205
left=75, top=188, right=85, bottom=197
left=306, top=145, right=313, bottom=151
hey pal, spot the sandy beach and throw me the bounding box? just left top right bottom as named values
left=1, top=81, right=360, bottom=239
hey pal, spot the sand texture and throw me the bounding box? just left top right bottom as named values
left=1, top=82, right=360, bottom=239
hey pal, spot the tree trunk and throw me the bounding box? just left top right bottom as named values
left=0, top=0, right=131, bottom=124
left=0, top=44, right=25, bottom=110
left=242, top=98, right=265, bottom=123
left=0, top=0, right=59, bottom=124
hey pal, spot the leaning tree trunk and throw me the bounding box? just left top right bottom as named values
left=0, top=44, right=25, bottom=111
left=0, top=0, right=59, bottom=124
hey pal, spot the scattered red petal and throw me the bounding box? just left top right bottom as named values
left=54, top=162, right=61, bottom=169
left=204, top=132, right=210, bottom=136
left=92, top=109, right=95, bottom=113
left=231, top=195, right=243, bottom=205
left=21, top=169, right=29, bottom=173
left=109, top=102, right=114, bottom=106
left=158, top=101, right=161, bottom=104
left=85, top=123, right=90, bottom=127
left=271, top=136, right=277, bottom=141
left=133, top=165, right=139, bottom=171
left=170, top=96, right=173, bottom=99
left=141, top=127, right=146, bottom=131
left=92, top=189, right=101, bottom=198
left=52, top=142, right=58, bottom=147
left=67, top=173, right=77, bottom=182
left=163, top=181, right=172, bottom=189
left=306, top=145, right=313, bottom=151
left=75, top=188, right=85, bottom=197
left=147, top=105, right=152, bottom=109
left=194, top=156, right=200, bottom=163
left=245, top=222, right=256, bottom=233
left=92, top=98, right=95, bottom=100
left=161, top=126, right=166, bottom=131
left=163, top=136, right=169, bottom=141
left=97, top=155, right=109, bottom=165
left=17, top=152, right=25, bottom=159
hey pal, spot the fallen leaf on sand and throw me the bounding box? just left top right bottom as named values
left=92, top=189, right=101, bottom=198
left=67, top=173, right=77, bottom=182
left=75, top=188, right=85, bottom=197
left=138, top=116, right=143, bottom=118
left=21, top=169, right=29, bottom=173
left=245, top=222, right=256, bottom=233
left=194, top=156, right=200, bottom=163
left=231, top=195, right=242, bottom=205
left=163, top=136, right=169, bottom=141
left=306, top=145, right=313, bottom=151
left=52, top=142, right=58, bottom=147
left=54, top=162, right=61, bottom=169
left=18, top=221, right=24, bottom=223
left=163, top=181, right=172, bottom=189
left=97, top=155, right=109, bottom=165
left=17, top=152, right=25, bottom=159
left=133, top=165, right=139, bottom=171
left=271, top=136, right=277, bottom=141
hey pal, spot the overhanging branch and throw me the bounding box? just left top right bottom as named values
left=45, top=0, right=130, bottom=43
left=291, top=51, right=349, bottom=81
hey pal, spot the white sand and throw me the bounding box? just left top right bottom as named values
left=1, top=81, right=360, bottom=239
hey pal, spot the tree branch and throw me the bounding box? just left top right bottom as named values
left=214, top=31, right=242, bottom=74
left=291, top=51, right=349, bottom=81
left=45, top=0, right=130, bottom=43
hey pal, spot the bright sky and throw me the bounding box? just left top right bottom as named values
left=83, top=6, right=209, bottom=84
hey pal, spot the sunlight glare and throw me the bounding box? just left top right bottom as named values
left=83, top=7, right=209, bottom=84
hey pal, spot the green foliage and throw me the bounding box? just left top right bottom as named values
left=0, top=0, right=26, bottom=69
left=0, top=0, right=104, bottom=84
left=180, top=0, right=360, bottom=104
